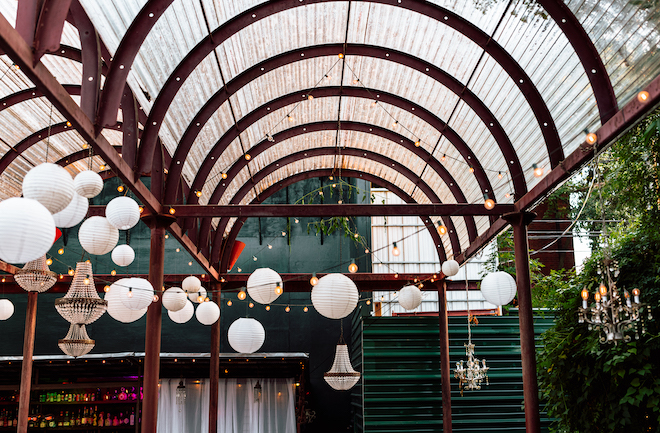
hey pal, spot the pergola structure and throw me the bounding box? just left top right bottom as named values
left=0, top=1, right=659, bottom=432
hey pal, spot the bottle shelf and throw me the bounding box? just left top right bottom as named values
left=32, top=400, right=139, bottom=405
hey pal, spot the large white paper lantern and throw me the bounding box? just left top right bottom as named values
left=311, top=273, right=359, bottom=319
left=112, top=244, right=135, bottom=267
left=228, top=318, right=265, bottom=353
left=52, top=193, right=88, bottom=228
left=0, top=197, right=55, bottom=264
left=189, top=287, right=207, bottom=303
left=162, top=287, right=187, bottom=312
left=480, top=271, right=517, bottom=306
left=105, top=284, right=147, bottom=323
left=106, top=196, right=140, bottom=230
left=196, top=301, right=220, bottom=325
left=182, top=276, right=201, bottom=293
left=22, top=163, right=74, bottom=214
left=398, top=285, right=423, bottom=310
left=114, top=278, right=154, bottom=310
left=247, top=268, right=282, bottom=305
left=74, top=170, right=103, bottom=198
left=442, top=260, right=460, bottom=277
left=0, top=299, right=14, bottom=320
left=168, top=300, right=194, bottom=324
left=78, top=216, right=119, bottom=255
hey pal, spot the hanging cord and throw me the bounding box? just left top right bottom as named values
left=465, top=261, right=472, bottom=345
left=45, top=104, right=53, bottom=162
left=338, top=318, right=345, bottom=344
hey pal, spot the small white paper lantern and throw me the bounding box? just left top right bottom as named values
left=247, top=268, right=282, bottom=305
left=0, top=299, right=14, bottom=320
left=78, top=216, right=119, bottom=255
left=111, top=244, right=135, bottom=267
left=168, top=300, right=194, bottom=324
left=196, top=301, right=220, bottom=325
left=115, top=277, right=154, bottom=310
left=106, top=196, right=140, bottom=230
left=398, top=285, right=423, bottom=310
left=228, top=318, right=265, bottom=353
left=74, top=170, right=103, bottom=198
left=22, top=163, right=74, bottom=214
left=311, top=273, right=359, bottom=319
left=162, top=287, right=187, bottom=312
left=0, top=197, right=55, bottom=264
left=52, top=193, right=88, bottom=228
left=182, top=276, right=201, bottom=293
left=189, top=287, right=207, bottom=303
left=480, top=271, right=517, bottom=306
left=105, top=284, right=147, bottom=323
left=442, top=260, right=460, bottom=277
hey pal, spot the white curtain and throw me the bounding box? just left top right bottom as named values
left=157, top=378, right=295, bottom=433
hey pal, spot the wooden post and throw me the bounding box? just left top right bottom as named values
left=437, top=281, right=452, bottom=433
left=209, top=283, right=221, bottom=433
left=17, top=291, right=38, bottom=433
left=504, top=211, right=541, bottom=433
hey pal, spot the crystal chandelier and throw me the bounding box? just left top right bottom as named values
left=324, top=321, right=360, bottom=391
left=55, top=261, right=107, bottom=325
left=176, top=380, right=186, bottom=406
left=454, top=342, right=489, bottom=396
left=15, top=255, right=57, bottom=293
left=578, top=257, right=651, bottom=344
left=58, top=323, right=95, bottom=357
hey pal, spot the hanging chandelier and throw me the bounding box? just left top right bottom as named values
left=15, top=255, right=57, bottom=293
left=176, top=380, right=187, bottom=405
left=578, top=257, right=651, bottom=344
left=58, top=323, right=95, bottom=358
left=55, top=261, right=107, bottom=325
left=324, top=344, right=361, bottom=391
left=454, top=341, right=489, bottom=396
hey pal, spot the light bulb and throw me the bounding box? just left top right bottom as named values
left=285, top=306, right=290, bottom=313
left=83, top=277, right=90, bottom=285
left=99, top=164, right=106, bottom=170
left=249, top=302, right=254, bottom=308
left=287, top=115, right=294, bottom=122
left=153, top=294, right=159, bottom=302
left=637, top=90, right=649, bottom=103
left=392, top=120, right=398, bottom=129
left=498, top=171, right=503, bottom=179
left=294, top=218, right=299, bottom=224
left=303, top=306, right=308, bottom=313
left=127, top=289, right=133, bottom=298
left=329, top=176, right=333, bottom=180
left=265, top=305, right=271, bottom=311
left=195, top=190, right=202, bottom=197
left=580, top=288, right=589, bottom=300
left=437, top=224, right=447, bottom=235
left=469, top=166, right=474, bottom=173
left=532, top=164, right=543, bottom=177
left=365, top=249, right=369, bottom=253
left=188, top=261, right=193, bottom=266
left=275, top=283, right=283, bottom=295
left=66, top=121, right=72, bottom=127
left=585, top=132, right=597, bottom=145
left=221, top=172, right=228, bottom=179
left=366, top=300, right=371, bottom=305
left=268, top=244, right=272, bottom=249
left=338, top=53, right=344, bottom=59
left=632, top=288, right=640, bottom=296
left=245, top=154, right=251, bottom=160
left=484, top=194, right=495, bottom=210
left=310, top=273, right=319, bottom=286
left=348, top=260, right=358, bottom=273
left=392, top=242, right=400, bottom=256
left=117, top=185, right=124, bottom=193
left=197, top=295, right=204, bottom=303
left=281, top=231, right=286, bottom=236
left=169, top=207, right=175, bottom=214
left=414, top=140, right=421, bottom=147
left=307, top=94, right=313, bottom=100
left=104, top=285, right=111, bottom=293
left=165, top=234, right=169, bottom=239
left=227, top=300, right=232, bottom=306
left=175, top=248, right=180, bottom=252
left=441, top=154, right=446, bottom=162
left=237, top=267, right=242, bottom=272
left=139, top=206, right=144, bottom=213
left=238, top=291, right=246, bottom=300
left=68, top=268, right=74, bottom=276
left=599, top=283, right=607, bottom=296
left=82, top=143, right=88, bottom=149
left=253, top=256, right=257, bottom=261
left=58, top=248, right=65, bottom=255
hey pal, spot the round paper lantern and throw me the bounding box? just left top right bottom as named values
left=228, top=318, right=265, bottom=353
left=162, top=287, right=187, bottom=312
left=105, top=284, right=147, bottom=323
left=115, top=278, right=154, bottom=310
left=111, top=244, right=135, bottom=267
left=182, top=276, right=201, bottom=293
left=52, top=193, right=88, bottom=228
left=0, top=197, right=55, bottom=264
left=189, top=287, right=207, bottom=303
left=398, top=285, right=423, bottom=310
left=480, top=271, right=517, bottom=306
left=196, top=301, right=220, bottom=325
left=168, top=300, right=194, bottom=324
left=106, top=196, right=140, bottom=230
left=74, top=170, right=103, bottom=198
left=247, top=268, right=282, bottom=305
left=442, top=260, right=460, bottom=277
left=78, top=216, right=119, bottom=255
left=22, top=163, right=74, bottom=214
left=0, top=299, right=14, bottom=320
left=311, top=273, right=359, bottom=319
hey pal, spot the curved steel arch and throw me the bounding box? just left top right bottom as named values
left=216, top=168, right=448, bottom=271
left=134, top=0, right=580, bottom=179
left=0, top=84, right=81, bottom=111
left=170, top=86, right=500, bottom=206
left=55, top=145, right=122, bottom=167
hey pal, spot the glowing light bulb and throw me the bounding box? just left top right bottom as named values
left=391, top=242, right=400, bottom=256
left=329, top=176, right=333, bottom=180
left=275, top=283, right=283, bottom=295
left=352, top=78, right=360, bottom=84
left=104, top=285, right=111, bottom=293
left=268, top=244, right=273, bottom=249
left=197, top=295, right=205, bottom=303
left=117, top=185, right=124, bottom=193
left=127, top=289, right=133, bottom=298
left=253, top=256, right=258, bottom=261
left=594, top=292, right=601, bottom=302
left=83, top=276, right=90, bottom=285
left=441, top=154, right=446, bottom=162
left=310, top=273, right=319, bottom=286
left=58, top=248, right=64, bottom=255
left=68, top=268, right=74, bottom=276
left=281, top=231, right=286, bottom=236
left=532, top=164, right=543, bottom=177
left=153, top=294, right=159, bottom=302
left=484, top=194, right=495, bottom=210
left=227, top=300, right=232, bottom=306
left=238, top=291, right=246, bottom=300
left=66, top=121, right=72, bottom=127
left=46, top=258, right=53, bottom=266
left=469, top=166, right=474, bottom=173
left=599, top=283, right=607, bottom=296
left=195, top=190, right=202, bottom=197
left=139, top=206, right=144, bottom=213
left=581, top=288, right=589, bottom=300
left=188, top=261, right=193, bottom=266
left=632, top=288, right=640, bottom=296
left=498, top=171, right=503, bottom=179
left=99, top=165, right=106, bottom=170
left=307, top=94, right=314, bottom=100
left=338, top=53, right=344, bottom=59
left=169, top=207, right=175, bottom=214
left=285, top=306, right=290, bottom=313
left=111, top=270, right=116, bottom=276
left=245, top=154, right=251, bottom=160
left=249, top=302, right=254, bottom=308
left=348, top=260, right=358, bottom=273
left=438, top=224, right=447, bottom=235
left=392, top=120, right=398, bottom=129
left=365, top=249, right=369, bottom=254
left=237, top=267, right=242, bottom=272
left=637, top=90, right=649, bottom=103
left=585, top=132, right=597, bottom=145
left=82, top=143, right=88, bottom=149
left=366, top=300, right=371, bottom=305
left=303, top=306, right=308, bottom=313
left=221, top=172, right=228, bottom=179
left=414, top=140, right=421, bottom=147
left=294, top=218, right=299, bottom=223
left=265, top=305, right=271, bottom=311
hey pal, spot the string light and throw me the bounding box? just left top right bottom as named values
left=68, top=268, right=74, bottom=276
left=532, top=164, right=543, bottom=177
left=117, top=185, right=124, bottom=193
left=265, top=305, right=271, bottom=311
left=275, top=282, right=283, bottom=295
left=441, top=154, right=446, bottom=162
left=238, top=291, right=246, bottom=300
left=414, top=140, right=421, bottom=147
left=498, top=171, right=503, bottom=179
left=245, top=154, right=251, bottom=160
left=221, top=172, right=228, bottom=179
left=253, top=256, right=258, bottom=261
left=303, top=307, right=309, bottom=313
left=484, top=194, right=495, bottom=210
left=437, top=223, right=447, bottom=235
left=468, top=166, right=474, bottom=173
left=294, top=218, right=299, bottom=224
left=169, top=207, right=176, bottom=214
left=188, top=261, right=193, bottom=266
left=195, top=190, right=202, bottom=197
left=338, top=53, right=344, bottom=59
left=127, top=289, right=133, bottom=298
left=585, top=131, right=598, bottom=145
left=139, top=206, right=144, bottom=213
left=287, top=115, right=294, bottom=122
left=391, top=242, right=400, bottom=256
left=111, top=270, right=116, bottom=276
left=285, top=306, right=290, bottom=313
left=392, top=120, right=398, bottom=129
left=153, top=294, right=159, bottom=302
left=310, top=273, right=319, bottom=286
left=83, top=276, right=90, bottom=285
left=348, top=259, right=358, bottom=273
left=58, top=248, right=65, bottom=255
left=227, top=300, right=232, bottom=306
left=281, top=231, right=286, bottom=236
left=46, top=258, right=53, bottom=266
left=637, top=90, right=649, bottom=103
left=366, top=300, right=371, bottom=305
left=164, top=234, right=169, bottom=239
left=175, top=248, right=180, bottom=252
left=268, top=244, right=272, bottom=249
left=307, top=94, right=314, bottom=100
left=104, top=285, right=110, bottom=292
left=237, top=267, right=242, bottom=272
left=249, top=302, right=254, bottom=308
left=99, top=165, right=106, bottom=170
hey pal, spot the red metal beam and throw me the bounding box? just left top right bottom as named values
left=437, top=281, right=452, bottom=433
left=32, top=0, right=73, bottom=64
left=17, top=292, right=38, bottom=433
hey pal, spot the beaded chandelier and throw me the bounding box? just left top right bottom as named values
left=55, top=261, right=107, bottom=325
left=14, top=255, right=57, bottom=293
left=58, top=323, right=95, bottom=358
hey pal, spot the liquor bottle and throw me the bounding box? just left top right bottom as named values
left=28, top=409, right=34, bottom=428
left=63, top=410, right=70, bottom=427
left=112, top=414, right=119, bottom=426
left=57, top=411, right=64, bottom=427
left=96, top=410, right=103, bottom=427
left=105, top=412, right=111, bottom=426
left=39, top=414, right=47, bottom=428
left=129, top=408, right=135, bottom=426
left=122, top=411, right=129, bottom=425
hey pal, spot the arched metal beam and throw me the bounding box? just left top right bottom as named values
left=170, top=86, right=499, bottom=207
left=0, top=84, right=80, bottom=111
left=69, top=0, right=102, bottom=120
left=217, top=168, right=447, bottom=271
left=55, top=145, right=122, bottom=167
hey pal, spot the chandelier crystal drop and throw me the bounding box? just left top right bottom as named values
left=58, top=323, right=95, bottom=358
left=15, top=255, right=57, bottom=293
left=454, top=342, right=489, bottom=396
left=55, top=261, right=107, bottom=325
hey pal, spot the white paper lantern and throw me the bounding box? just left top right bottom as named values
left=0, top=197, right=56, bottom=264
left=196, top=301, right=220, bottom=325
left=247, top=268, right=282, bottom=305
left=22, top=163, right=74, bottom=214
left=189, top=287, right=207, bottom=303
left=52, top=193, right=88, bottom=228
left=0, top=299, right=14, bottom=320
left=74, top=170, right=103, bottom=198
left=228, top=318, right=265, bottom=353
left=105, top=284, right=147, bottom=323
left=442, top=260, right=460, bottom=277
left=112, top=244, right=135, bottom=267
left=480, top=271, right=517, bottom=306
left=114, top=277, right=154, bottom=310
left=106, top=196, right=140, bottom=230
left=162, top=287, right=187, bottom=312
left=78, top=216, right=119, bottom=255
left=182, top=276, right=201, bottom=293
left=168, top=300, right=194, bottom=324
left=311, top=273, right=359, bottom=319
left=398, top=285, right=423, bottom=310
